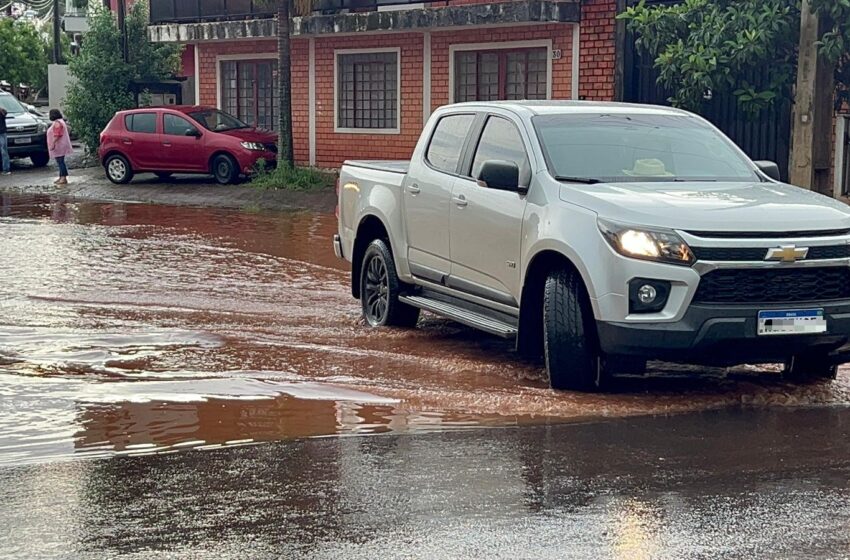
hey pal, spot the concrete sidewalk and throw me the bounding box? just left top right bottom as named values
left=0, top=158, right=337, bottom=214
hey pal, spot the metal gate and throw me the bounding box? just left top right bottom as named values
left=622, top=2, right=792, bottom=181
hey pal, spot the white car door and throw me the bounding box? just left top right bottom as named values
left=404, top=113, right=476, bottom=280
left=448, top=115, right=531, bottom=305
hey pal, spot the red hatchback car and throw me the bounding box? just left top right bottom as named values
left=98, top=106, right=277, bottom=185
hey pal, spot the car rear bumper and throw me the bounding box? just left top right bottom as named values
left=596, top=300, right=850, bottom=365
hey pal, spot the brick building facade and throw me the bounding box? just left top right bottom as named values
left=149, top=0, right=619, bottom=168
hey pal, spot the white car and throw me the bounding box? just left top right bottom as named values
left=335, top=101, right=850, bottom=391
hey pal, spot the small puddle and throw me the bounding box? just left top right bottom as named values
left=2, top=192, right=850, bottom=466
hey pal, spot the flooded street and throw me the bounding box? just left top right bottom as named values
left=2, top=191, right=850, bottom=466
left=4, top=192, right=850, bottom=558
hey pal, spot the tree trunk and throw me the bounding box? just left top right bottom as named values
left=277, top=1, right=295, bottom=167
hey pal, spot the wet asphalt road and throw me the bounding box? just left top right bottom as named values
left=4, top=407, right=850, bottom=559
left=4, top=192, right=850, bottom=557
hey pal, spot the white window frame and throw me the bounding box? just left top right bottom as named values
left=334, top=47, right=402, bottom=135
left=448, top=39, right=554, bottom=104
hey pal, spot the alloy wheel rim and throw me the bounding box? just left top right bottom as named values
left=364, top=254, right=389, bottom=324
left=217, top=161, right=229, bottom=179
left=108, top=159, right=125, bottom=181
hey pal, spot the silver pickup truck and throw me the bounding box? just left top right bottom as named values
left=335, top=101, right=850, bottom=391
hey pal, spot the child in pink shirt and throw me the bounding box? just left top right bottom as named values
left=47, top=109, right=73, bottom=185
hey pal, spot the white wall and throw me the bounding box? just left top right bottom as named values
left=47, top=64, right=73, bottom=113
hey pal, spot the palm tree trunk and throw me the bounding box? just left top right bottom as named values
left=277, top=0, right=295, bottom=167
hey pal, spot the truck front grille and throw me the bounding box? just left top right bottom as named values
left=693, top=267, right=850, bottom=304
left=692, top=245, right=850, bottom=261
left=9, top=124, right=38, bottom=135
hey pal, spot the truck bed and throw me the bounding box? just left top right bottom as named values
left=342, top=160, right=410, bottom=175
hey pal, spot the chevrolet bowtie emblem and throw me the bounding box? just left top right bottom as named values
left=765, top=245, right=808, bottom=262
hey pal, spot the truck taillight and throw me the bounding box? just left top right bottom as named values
left=334, top=178, right=340, bottom=219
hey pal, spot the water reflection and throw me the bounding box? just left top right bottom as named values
left=0, top=409, right=837, bottom=559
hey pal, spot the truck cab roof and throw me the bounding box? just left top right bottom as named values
left=444, top=100, right=692, bottom=118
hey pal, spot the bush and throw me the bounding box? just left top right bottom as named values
left=250, top=162, right=335, bottom=191
left=65, top=4, right=180, bottom=153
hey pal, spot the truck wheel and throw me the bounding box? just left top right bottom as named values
left=30, top=153, right=49, bottom=168
left=783, top=353, right=838, bottom=382
left=360, top=239, right=420, bottom=328
left=543, top=267, right=604, bottom=391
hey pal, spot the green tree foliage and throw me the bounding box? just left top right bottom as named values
left=0, top=18, right=49, bottom=96
left=65, top=3, right=181, bottom=152
left=620, top=0, right=850, bottom=112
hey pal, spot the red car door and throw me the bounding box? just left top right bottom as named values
left=160, top=112, right=207, bottom=172
left=123, top=111, right=162, bottom=170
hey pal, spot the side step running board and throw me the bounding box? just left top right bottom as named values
left=399, top=295, right=518, bottom=339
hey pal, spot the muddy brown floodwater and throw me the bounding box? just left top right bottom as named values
left=2, top=191, right=850, bottom=466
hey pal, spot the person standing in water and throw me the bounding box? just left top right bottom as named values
left=0, top=107, right=9, bottom=175
left=47, top=109, right=72, bottom=185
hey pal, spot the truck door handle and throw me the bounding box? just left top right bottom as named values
left=162, top=142, right=172, bottom=147
left=453, top=195, right=468, bottom=207
left=407, top=184, right=421, bottom=195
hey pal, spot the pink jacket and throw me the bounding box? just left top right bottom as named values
left=48, top=119, right=73, bottom=159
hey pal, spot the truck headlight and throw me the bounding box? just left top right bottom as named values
left=598, top=219, right=694, bottom=266
left=37, top=122, right=47, bottom=133
left=241, top=141, right=265, bottom=151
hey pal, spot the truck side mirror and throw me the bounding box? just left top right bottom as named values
left=185, top=128, right=202, bottom=138
left=477, top=160, right=525, bottom=193
left=754, top=160, right=781, bottom=182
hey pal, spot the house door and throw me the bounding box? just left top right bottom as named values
left=220, top=60, right=278, bottom=131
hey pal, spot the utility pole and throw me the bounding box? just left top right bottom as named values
left=789, top=0, right=835, bottom=194
left=116, top=0, right=127, bottom=63
left=52, top=0, right=62, bottom=64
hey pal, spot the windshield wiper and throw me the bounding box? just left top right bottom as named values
left=553, top=175, right=602, bottom=184
left=672, top=178, right=718, bottom=182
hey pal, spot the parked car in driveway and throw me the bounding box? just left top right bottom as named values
left=336, top=100, right=850, bottom=391
left=98, top=106, right=277, bottom=185
left=0, top=91, right=50, bottom=168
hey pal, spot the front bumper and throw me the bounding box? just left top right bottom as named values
left=597, top=301, right=850, bottom=365
left=238, top=150, right=277, bottom=174
left=7, top=133, right=47, bottom=157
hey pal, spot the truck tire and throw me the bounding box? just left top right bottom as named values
left=30, top=153, right=49, bottom=168
left=360, top=239, right=420, bottom=328
left=783, top=353, right=838, bottom=382
left=543, top=267, right=604, bottom=391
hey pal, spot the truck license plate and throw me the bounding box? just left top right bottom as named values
left=757, top=309, right=826, bottom=336
left=13, top=137, right=31, bottom=144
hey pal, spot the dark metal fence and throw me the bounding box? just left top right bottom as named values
left=149, top=0, right=274, bottom=23
left=149, top=0, right=439, bottom=23
left=622, top=0, right=792, bottom=181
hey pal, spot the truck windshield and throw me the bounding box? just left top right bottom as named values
left=188, top=109, right=248, bottom=132
left=533, top=113, right=760, bottom=183
left=0, top=94, right=26, bottom=115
